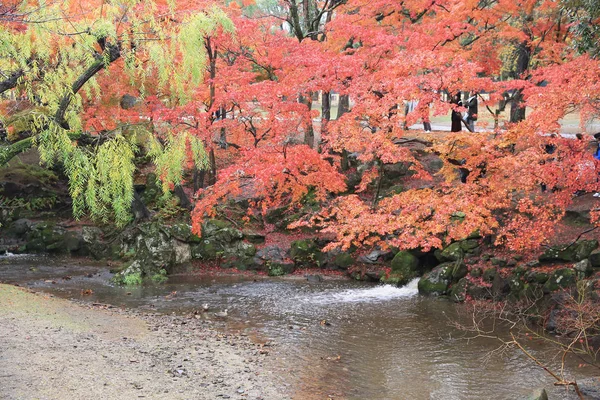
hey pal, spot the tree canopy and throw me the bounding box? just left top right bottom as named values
left=1, top=0, right=599, bottom=252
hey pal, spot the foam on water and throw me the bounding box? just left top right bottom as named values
left=305, top=278, right=419, bottom=304
left=0, top=252, right=31, bottom=258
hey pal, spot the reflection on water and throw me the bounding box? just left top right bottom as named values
left=1, top=254, right=595, bottom=399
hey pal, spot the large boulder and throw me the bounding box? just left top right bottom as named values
left=201, top=219, right=243, bottom=243
left=519, top=388, right=548, bottom=400
left=323, top=250, right=354, bottom=270
left=359, top=248, right=394, bottom=264
left=543, top=268, right=577, bottom=293
left=382, top=251, right=420, bottom=286
left=290, top=239, right=323, bottom=267
left=190, top=219, right=254, bottom=263
left=81, top=226, right=105, bottom=259
left=491, top=273, right=510, bottom=297
left=449, top=278, right=470, bottom=302
left=114, top=222, right=197, bottom=282
left=574, top=259, right=593, bottom=279
left=436, top=242, right=464, bottom=262
left=8, top=218, right=33, bottom=237
left=524, top=270, right=550, bottom=284
left=242, top=230, right=266, bottom=244
left=539, top=240, right=599, bottom=263
left=574, top=377, right=600, bottom=399
left=253, top=245, right=294, bottom=275
left=418, top=261, right=465, bottom=295
left=23, top=222, right=84, bottom=254
left=418, top=264, right=451, bottom=295
left=590, top=251, right=600, bottom=268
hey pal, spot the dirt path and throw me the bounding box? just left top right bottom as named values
left=0, top=284, right=290, bottom=400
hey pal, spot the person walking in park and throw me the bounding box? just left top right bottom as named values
left=466, top=93, right=478, bottom=132
left=450, top=92, right=462, bottom=132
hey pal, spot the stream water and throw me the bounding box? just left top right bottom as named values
left=1, top=254, right=596, bottom=399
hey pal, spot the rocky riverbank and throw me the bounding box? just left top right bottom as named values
left=0, top=284, right=291, bottom=400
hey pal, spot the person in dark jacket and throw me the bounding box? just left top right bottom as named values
left=466, top=94, right=478, bottom=131
left=593, top=132, right=600, bottom=197
left=450, top=92, right=463, bottom=132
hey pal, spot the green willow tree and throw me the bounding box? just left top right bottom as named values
left=0, top=0, right=233, bottom=226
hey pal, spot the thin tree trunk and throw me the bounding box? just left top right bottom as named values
left=510, top=90, right=526, bottom=123
left=300, top=94, right=315, bottom=148
left=321, top=90, right=331, bottom=138
left=337, top=94, right=351, bottom=170
left=372, top=163, right=383, bottom=209
left=208, top=148, right=217, bottom=186
left=337, top=94, right=350, bottom=119
left=509, top=41, right=531, bottom=123
left=173, top=185, right=193, bottom=210
left=193, top=169, right=205, bottom=191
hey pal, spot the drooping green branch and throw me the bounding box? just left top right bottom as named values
left=0, top=136, right=34, bottom=166
left=0, top=69, right=25, bottom=95
left=54, top=41, right=121, bottom=130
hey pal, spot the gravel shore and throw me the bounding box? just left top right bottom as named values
left=0, top=284, right=291, bottom=400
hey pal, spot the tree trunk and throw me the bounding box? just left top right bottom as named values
left=193, top=169, right=205, bottom=191
left=208, top=148, right=217, bottom=186
left=321, top=91, right=331, bottom=140
left=510, top=90, right=526, bottom=123
left=173, top=185, right=193, bottom=210
left=131, top=190, right=151, bottom=220
left=337, top=94, right=351, bottom=170
left=509, top=41, right=531, bottom=123
left=337, top=94, right=350, bottom=119
left=299, top=94, right=315, bottom=148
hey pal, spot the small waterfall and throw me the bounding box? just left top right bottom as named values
left=305, top=278, right=420, bottom=304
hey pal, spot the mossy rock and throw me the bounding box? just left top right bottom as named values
left=466, top=282, right=492, bottom=300
left=574, top=259, right=593, bottom=279
left=225, top=241, right=256, bottom=258
left=385, top=251, right=420, bottom=286
left=512, top=265, right=527, bottom=277
left=460, top=239, right=480, bottom=252
left=543, top=268, right=576, bottom=293
left=381, top=273, right=404, bottom=285
left=590, top=250, right=600, bottom=268
left=25, top=238, right=46, bottom=252
left=524, top=271, right=550, bottom=284
left=242, top=230, right=266, bottom=244
left=490, top=257, right=507, bottom=267
left=80, top=226, right=105, bottom=259
left=290, top=239, right=323, bottom=267
left=507, top=276, right=526, bottom=298
left=191, top=240, right=218, bottom=259
left=482, top=268, right=497, bottom=282
left=332, top=252, right=354, bottom=269
left=113, top=261, right=145, bottom=286
left=418, top=276, right=449, bottom=296
left=168, top=223, right=198, bottom=242
left=8, top=219, right=33, bottom=237
left=141, top=173, right=161, bottom=204
left=437, top=242, right=464, bottom=262
left=201, top=219, right=243, bottom=243
left=449, top=278, right=470, bottom=302
left=63, top=232, right=82, bottom=253
left=222, top=257, right=253, bottom=270
left=539, top=240, right=599, bottom=262
left=267, top=262, right=294, bottom=276
left=450, top=261, right=468, bottom=280
left=418, top=264, right=452, bottom=296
